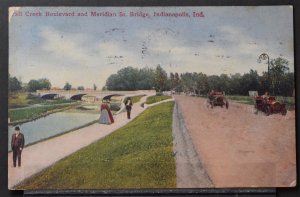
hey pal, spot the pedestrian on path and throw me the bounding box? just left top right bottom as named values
left=99, top=99, right=114, bottom=124
left=11, top=126, right=25, bottom=167
left=124, top=97, right=133, bottom=119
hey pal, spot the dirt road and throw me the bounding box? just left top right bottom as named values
left=174, top=95, right=296, bottom=187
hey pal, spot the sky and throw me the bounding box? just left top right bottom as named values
left=9, top=6, right=294, bottom=89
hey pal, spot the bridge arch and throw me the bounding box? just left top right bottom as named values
left=70, top=94, right=87, bottom=100
left=102, top=94, right=124, bottom=101
left=41, top=94, right=59, bottom=100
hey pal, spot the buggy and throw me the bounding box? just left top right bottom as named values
left=254, top=95, right=287, bottom=116
left=207, top=91, right=229, bottom=109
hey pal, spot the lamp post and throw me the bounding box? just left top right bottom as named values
left=258, top=53, right=272, bottom=94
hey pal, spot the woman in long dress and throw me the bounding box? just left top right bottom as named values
left=99, top=100, right=114, bottom=124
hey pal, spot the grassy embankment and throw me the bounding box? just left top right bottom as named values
left=9, top=93, right=78, bottom=124
left=9, top=92, right=76, bottom=108
left=9, top=105, right=76, bottom=123
left=17, top=102, right=176, bottom=189
left=9, top=93, right=30, bottom=108
left=145, top=95, right=172, bottom=105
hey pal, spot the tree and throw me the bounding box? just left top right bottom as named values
left=117, top=67, right=139, bottom=90
left=63, top=82, right=72, bottom=90
left=28, top=80, right=39, bottom=92
left=136, top=67, right=155, bottom=90
left=169, top=72, right=175, bottom=90
left=106, top=74, right=121, bottom=90
left=39, top=78, right=51, bottom=90
left=174, top=72, right=182, bottom=92
left=9, top=75, right=22, bottom=92
left=27, top=78, right=51, bottom=92
left=105, top=66, right=155, bottom=91
left=196, top=72, right=209, bottom=95
left=180, top=72, right=196, bottom=94
left=207, top=75, right=222, bottom=92
left=77, top=86, right=85, bottom=90
left=228, top=73, right=242, bottom=95
left=269, top=57, right=290, bottom=95
left=154, top=65, right=168, bottom=92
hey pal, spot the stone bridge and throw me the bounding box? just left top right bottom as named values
left=35, top=90, right=155, bottom=100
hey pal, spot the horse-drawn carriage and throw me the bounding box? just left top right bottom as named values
left=254, top=95, right=287, bottom=116
left=207, top=91, right=229, bottom=109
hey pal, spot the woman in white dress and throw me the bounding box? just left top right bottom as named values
left=99, top=100, right=114, bottom=124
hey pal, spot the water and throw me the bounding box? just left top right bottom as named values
left=8, top=111, right=99, bottom=151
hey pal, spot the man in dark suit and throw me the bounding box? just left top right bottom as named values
left=11, top=126, right=25, bottom=167
left=124, top=97, right=133, bottom=119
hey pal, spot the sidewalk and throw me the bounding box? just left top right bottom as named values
left=8, top=93, right=157, bottom=189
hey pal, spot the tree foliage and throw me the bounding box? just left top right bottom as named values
left=93, top=84, right=97, bottom=91
left=106, top=67, right=155, bottom=90
left=9, top=75, right=22, bottom=92
left=28, top=78, right=51, bottom=92
left=154, top=65, right=168, bottom=92
left=77, top=86, right=85, bottom=90
left=63, top=82, right=72, bottom=91
left=104, top=57, right=294, bottom=96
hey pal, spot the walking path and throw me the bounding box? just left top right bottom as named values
left=8, top=93, right=159, bottom=189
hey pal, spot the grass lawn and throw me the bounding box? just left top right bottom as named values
left=145, top=95, right=172, bottom=104
left=17, top=102, right=176, bottom=189
left=131, top=95, right=145, bottom=104
left=41, top=99, right=76, bottom=105
left=9, top=104, right=73, bottom=122
left=226, top=95, right=255, bottom=105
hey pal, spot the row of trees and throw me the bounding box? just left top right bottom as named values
left=9, top=57, right=294, bottom=96
left=105, top=57, right=294, bottom=96
left=9, top=76, right=98, bottom=93
left=62, top=83, right=97, bottom=91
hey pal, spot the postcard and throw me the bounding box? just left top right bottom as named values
left=8, top=6, right=295, bottom=190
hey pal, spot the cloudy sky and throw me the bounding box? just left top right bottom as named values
left=9, top=6, right=294, bottom=89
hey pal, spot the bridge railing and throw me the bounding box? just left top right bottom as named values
left=36, top=90, right=156, bottom=98
left=36, top=90, right=155, bottom=94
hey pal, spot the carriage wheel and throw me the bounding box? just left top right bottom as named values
left=265, top=105, right=271, bottom=116
left=211, top=102, right=214, bottom=109
left=281, top=107, right=287, bottom=116
left=206, top=100, right=209, bottom=108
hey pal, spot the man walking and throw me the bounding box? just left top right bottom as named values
left=11, top=126, right=25, bottom=167
left=125, top=97, right=133, bottom=119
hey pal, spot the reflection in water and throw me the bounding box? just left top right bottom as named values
left=8, top=111, right=99, bottom=151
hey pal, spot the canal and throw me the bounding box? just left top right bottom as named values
left=8, top=110, right=99, bottom=151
